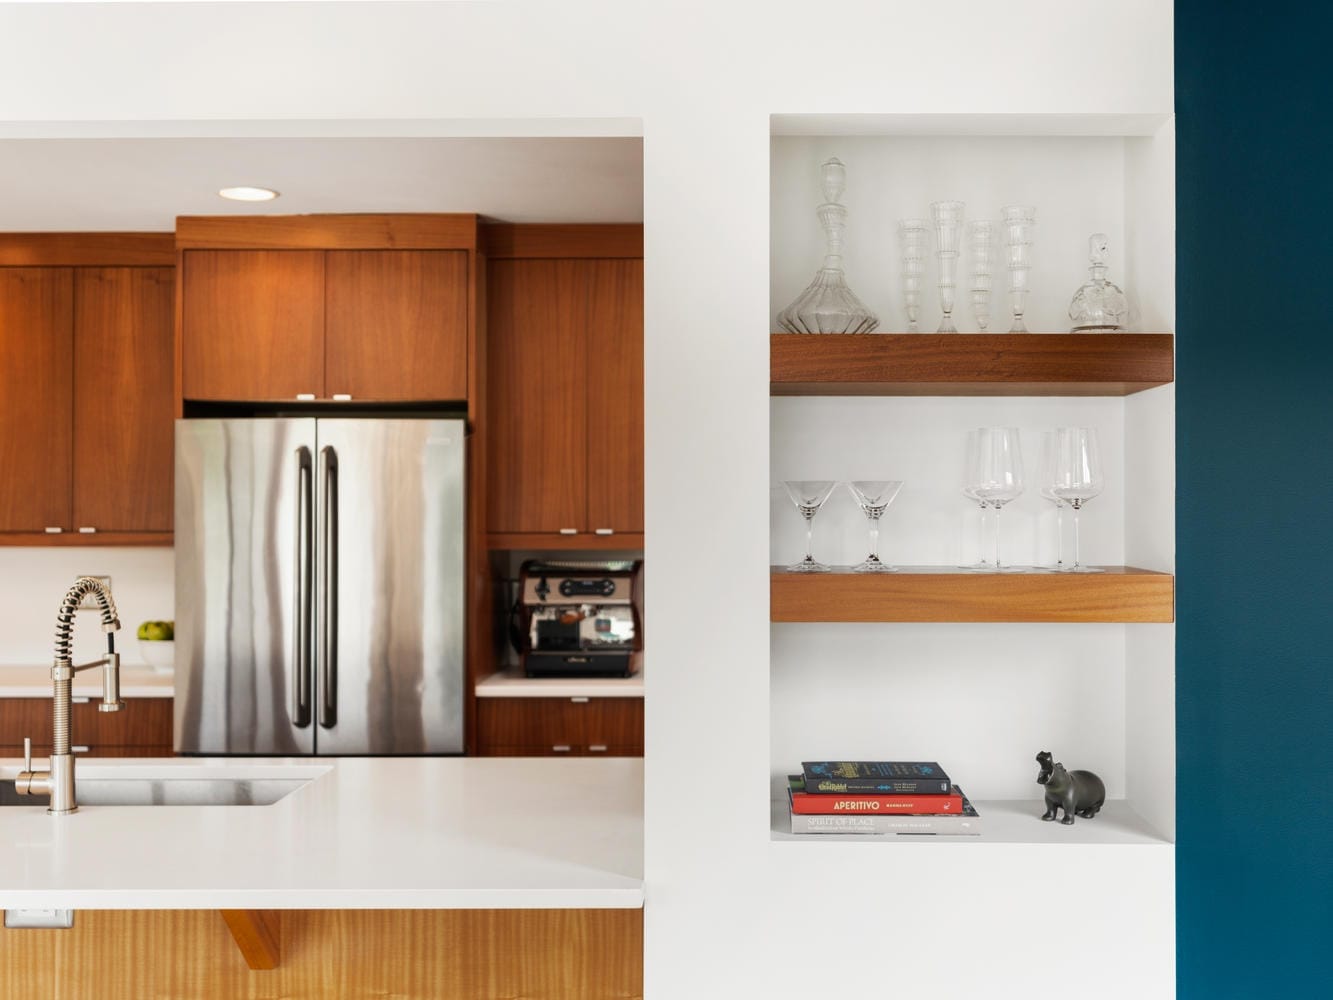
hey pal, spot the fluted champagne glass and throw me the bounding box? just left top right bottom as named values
left=782, top=480, right=837, bottom=572
left=931, top=201, right=965, bottom=333
left=846, top=481, right=904, bottom=572
left=973, top=427, right=1025, bottom=572
left=898, top=219, right=929, bottom=332
left=968, top=220, right=994, bottom=332
left=1049, top=428, right=1104, bottom=573
left=1002, top=205, right=1036, bottom=333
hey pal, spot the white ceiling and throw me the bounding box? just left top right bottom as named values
left=0, top=137, right=643, bottom=231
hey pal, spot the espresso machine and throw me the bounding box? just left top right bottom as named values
left=514, top=560, right=643, bottom=678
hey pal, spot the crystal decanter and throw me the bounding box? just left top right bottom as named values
left=777, top=157, right=878, bottom=334
left=1068, top=233, right=1128, bottom=332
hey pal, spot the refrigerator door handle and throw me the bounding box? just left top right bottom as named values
left=293, top=446, right=313, bottom=728
left=318, top=445, right=339, bottom=729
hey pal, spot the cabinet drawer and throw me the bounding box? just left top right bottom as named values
left=580, top=698, right=643, bottom=749
left=0, top=697, right=173, bottom=748
left=474, top=697, right=644, bottom=756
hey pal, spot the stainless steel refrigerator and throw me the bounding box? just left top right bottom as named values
left=174, top=418, right=466, bottom=755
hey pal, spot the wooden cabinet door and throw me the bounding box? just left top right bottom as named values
left=486, top=259, right=587, bottom=533
left=73, top=268, right=174, bottom=533
left=585, top=260, right=644, bottom=534
left=581, top=698, right=644, bottom=754
left=0, top=268, right=72, bottom=533
left=325, top=250, right=468, bottom=401
left=476, top=698, right=582, bottom=754
left=181, top=250, right=325, bottom=401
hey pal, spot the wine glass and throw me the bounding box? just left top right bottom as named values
left=782, top=481, right=837, bottom=572
left=1049, top=428, right=1104, bottom=573
left=972, top=427, right=1025, bottom=572
left=846, top=481, right=904, bottom=572
left=1040, top=430, right=1068, bottom=571
left=960, top=429, right=993, bottom=571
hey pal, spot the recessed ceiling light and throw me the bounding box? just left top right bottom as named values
left=218, top=186, right=279, bottom=202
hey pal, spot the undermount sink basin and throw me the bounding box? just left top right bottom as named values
left=0, top=765, right=324, bottom=808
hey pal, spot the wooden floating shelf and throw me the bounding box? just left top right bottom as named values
left=770, top=566, right=1174, bottom=623
left=770, top=333, right=1174, bottom=396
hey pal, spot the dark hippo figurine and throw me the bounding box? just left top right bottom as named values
left=1035, top=750, right=1105, bottom=825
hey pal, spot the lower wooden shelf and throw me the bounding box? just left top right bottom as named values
left=770, top=566, right=1174, bottom=623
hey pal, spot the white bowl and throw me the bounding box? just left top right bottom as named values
left=138, top=639, right=174, bottom=674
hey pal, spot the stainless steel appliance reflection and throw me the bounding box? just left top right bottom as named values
left=174, top=418, right=466, bottom=755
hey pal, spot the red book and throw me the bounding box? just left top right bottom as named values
left=787, top=776, right=963, bottom=815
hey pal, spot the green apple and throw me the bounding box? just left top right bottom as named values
left=139, top=621, right=174, bottom=641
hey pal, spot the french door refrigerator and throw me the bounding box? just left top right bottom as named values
left=174, top=418, right=466, bottom=755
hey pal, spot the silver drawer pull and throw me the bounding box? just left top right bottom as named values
left=78, top=527, right=97, bottom=534
left=71, top=746, right=91, bottom=754
left=588, top=745, right=608, bottom=753
left=296, top=393, right=316, bottom=401
left=71, top=697, right=91, bottom=705
left=44, top=527, right=63, bottom=534
left=331, top=393, right=352, bottom=401
left=594, top=528, right=614, bottom=535
left=551, top=745, right=572, bottom=753
left=570, top=697, right=590, bottom=704
left=558, top=528, right=578, bottom=535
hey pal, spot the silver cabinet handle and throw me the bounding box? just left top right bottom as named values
left=551, top=745, right=572, bottom=753
left=292, top=446, right=313, bottom=728
left=558, top=528, right=578, bottom=535
left=317, top=445, right=338, bottom=730
left=77, top=527, right=97, bottom=534
left=331, top=393, right=352, bottom=401
left=570, top=697, right=590, bottom=704
left=594, top=528, right=614, bottom=535
left=296, top=393, right=316, bottom=401
left=71, top=746, right=91, bottom=754
left=71, top=696, right=91, bottom=705
left=44, top=527, right=63, bottom=534
left=588, top=745, right=608, bottom=753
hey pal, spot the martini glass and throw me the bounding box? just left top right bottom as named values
left=846, top=481, right=904, bottom=572
left=782, top=480, right=837, bottom=572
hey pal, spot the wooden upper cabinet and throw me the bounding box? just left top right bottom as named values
left=487, top=259, right=588, bottom=534
left=585, top=259, right=644, bottom=534
left=181, top=250, right=326, bottom=401
left=0, top=267, right=73, bottom=533
left=73, top=268, right=175, bottom=533
left=325, top=250, right=468, bottom=401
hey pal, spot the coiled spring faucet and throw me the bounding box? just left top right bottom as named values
left=15, top=576, right=125, bottom=814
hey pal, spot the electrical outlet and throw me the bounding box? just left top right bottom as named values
left=77, top=576, right=112, bottom=611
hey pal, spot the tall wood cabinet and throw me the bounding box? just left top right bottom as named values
left=0, top=236, right=175, bottom=544
left=484, top=227, right=644, bottom=546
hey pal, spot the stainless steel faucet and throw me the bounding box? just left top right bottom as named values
left=15, top=577, right=125, bottom=814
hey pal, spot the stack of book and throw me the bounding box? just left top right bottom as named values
left=787, top=761, right=981, bottom=836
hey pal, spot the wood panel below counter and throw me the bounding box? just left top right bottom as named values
left=0, top=908, right=643, bottom=1000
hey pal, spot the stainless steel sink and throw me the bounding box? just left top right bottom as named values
left=0, top=775, right=312, bottom=807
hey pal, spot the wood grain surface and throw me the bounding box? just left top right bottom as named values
left=181, top=249, right=325, bottom=401
left=476, top=698, right=644, bottom=755
left=770, top=333, right=1175, bottom=396
left=0, top=531, right=172, bottom=547
left=585, top=259, right=644, bottom=534
left=486, top=531, right=646, bottom=550
left=218, top=910, right=280, bottom=970
left=0, top=267, right=72, bottom=533
left=72, top=267, right=175, bottom=532
left=480, top=223, right=644, bottom=259
left=0, top=234, right=174, bottom=267
left=324, top=249, right=468, bottom=400
left=486, top=259, right=588, bottom=533
left=770, top=566, right=1176, bottom=623
left=175, top=214, right=478, bottom=250
left=0, top=908, right=643, bottom=1000
left=0, top=697, right=173, bottom=751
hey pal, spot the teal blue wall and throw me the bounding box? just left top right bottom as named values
left=1176, top=3, right=1333, bottom=995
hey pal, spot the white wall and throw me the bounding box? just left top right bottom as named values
left=0, top=3, right=1175, bottom=997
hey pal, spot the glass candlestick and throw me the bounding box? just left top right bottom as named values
left=1068, top=233, right=1128, bottom=332
left=1001, top=205, right=1036, bottom=333
left=968, top=220, right=994, bottom=332
left=931, top=201, right=965, bottom=333
left=897, top=218, right=928, bottom=332
left=777, top=157, right=879, bottom=334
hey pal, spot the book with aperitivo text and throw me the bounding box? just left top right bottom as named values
left=801, top=761, right=951, bottom=795
left=786, top=775, right=963, bottom=815
left=786, top=781, right=981, bottom=836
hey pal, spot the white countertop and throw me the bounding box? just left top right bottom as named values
left=0, top=756, right=643, bottom=910
left=475, top=666, right=644, bottom=698
left=0, top=665, right=173, bottom=698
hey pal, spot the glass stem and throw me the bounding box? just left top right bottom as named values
left=978, top=502, right=988, bottom=565
left=805, top=515, right=815, bottom=563
left=1071, top=501, right=1082, bottom=569
left=994, top=503, right=1003, bottom=570
left=1056, top=503, right=1065, bottom=569
left=868, top=516, right=880, bottom=562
